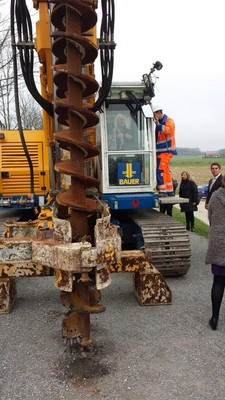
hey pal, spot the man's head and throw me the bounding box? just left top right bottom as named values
left=152, top=104, right=164, bottom=119
left=210, top=162, right=221, bottom=177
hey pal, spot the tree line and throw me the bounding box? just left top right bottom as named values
left=177, top=148, right=225, bottom=157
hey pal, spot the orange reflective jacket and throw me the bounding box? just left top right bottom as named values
left=155, top=114, right=177, bottom=155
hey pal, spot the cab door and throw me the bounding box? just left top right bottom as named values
left=97, top=102, right=156, bottom=195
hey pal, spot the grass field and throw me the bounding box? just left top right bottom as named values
left=170, top=156, right=225, bottom=185
left=172, top=207, right=209, bottom=238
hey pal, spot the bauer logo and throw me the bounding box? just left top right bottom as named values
left=118, top=162, right=141, bottom=185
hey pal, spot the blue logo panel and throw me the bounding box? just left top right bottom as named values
left=118, top=162, right=141, bottom=185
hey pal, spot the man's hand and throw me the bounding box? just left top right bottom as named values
left=153, top=117, right=159, bottom=125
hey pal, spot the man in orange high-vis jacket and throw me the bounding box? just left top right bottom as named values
left=152, top=104, right=177, bottom=195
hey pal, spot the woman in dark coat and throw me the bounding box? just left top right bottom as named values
left=205, top=175, right=225, bottom=330
left=179, top=171, right=198, bottom=231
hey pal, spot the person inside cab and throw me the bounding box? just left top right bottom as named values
left=114, top=113, right=136, bottom=150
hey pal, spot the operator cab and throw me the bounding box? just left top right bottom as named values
left=96, top=83, right=158, bottom=210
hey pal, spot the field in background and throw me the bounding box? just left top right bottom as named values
left=170, top=156, right=225, bottom=185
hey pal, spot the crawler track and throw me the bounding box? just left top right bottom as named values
left=130, top=209, right=191, bottom=276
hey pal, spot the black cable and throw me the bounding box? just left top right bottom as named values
left=15, top=0, right=53, bottom=117
left=92, top=0, right=116, bottom=112
left=10, top=0, right=34, bottom=195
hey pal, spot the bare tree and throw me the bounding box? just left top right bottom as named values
left=19, top=96, right=43, bottom=129
left=0, top=27, right=16, bottom=129
left=0, top=3, right=43, bottom=130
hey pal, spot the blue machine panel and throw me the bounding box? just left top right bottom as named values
left=102, top=193, right=156, bottom=210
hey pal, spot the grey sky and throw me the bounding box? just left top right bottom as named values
left=96, top=0, right=225, bottom=151
left=2, top=0, right=224, bottom=151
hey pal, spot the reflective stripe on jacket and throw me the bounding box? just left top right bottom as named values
left=155, top=114, right=177, bottom=154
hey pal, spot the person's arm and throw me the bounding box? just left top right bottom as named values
left=155, top=118, right=175, bottom=136
left=191, top=181, right=199, bottom=205
left=124, top=128, right=133, bottom=141
left=205, top=181, right=211, bottom=209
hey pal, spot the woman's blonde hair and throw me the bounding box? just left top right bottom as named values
left=114, top=113, right=127, bottom=129
left=181, top=171, right=190, bottom=180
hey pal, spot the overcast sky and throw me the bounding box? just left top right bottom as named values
left=96, top=0, right=225, bottom=151
left=2, top=0, right=225, bottom=151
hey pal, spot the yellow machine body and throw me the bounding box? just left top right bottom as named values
left=0, top=130, right=50, bottom=206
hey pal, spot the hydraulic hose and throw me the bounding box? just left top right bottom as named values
left=14, top=0, right=53, bottom=117
left=91, top=0, right=115, bottom=112
left=10, top=0, right=34, bottom=194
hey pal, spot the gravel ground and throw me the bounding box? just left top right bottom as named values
left=1, top=232, right=225, bottom=400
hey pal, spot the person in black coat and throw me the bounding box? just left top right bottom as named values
left=205, top=162, right=223, bottom=209
left=179, top=171, right=198, bottom=231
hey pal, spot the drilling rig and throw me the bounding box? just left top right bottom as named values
left=0, top=0, right=190, bottom=353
